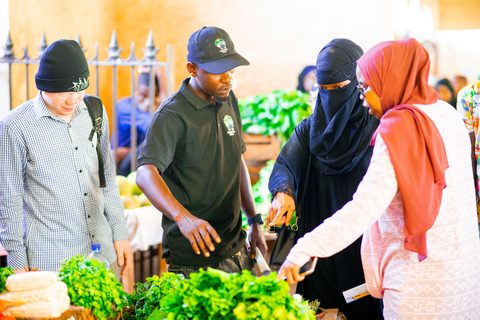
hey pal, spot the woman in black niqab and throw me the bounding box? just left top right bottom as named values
left=267, top=39, right=383, bottom=320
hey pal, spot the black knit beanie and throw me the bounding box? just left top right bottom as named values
left=35, top=39, right=90, bottom=93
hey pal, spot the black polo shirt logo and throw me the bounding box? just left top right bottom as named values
left=223, top=115, right=235, bottom=136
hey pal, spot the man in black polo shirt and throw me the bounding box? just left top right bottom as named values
left=136, top=26, right=267, bottom=278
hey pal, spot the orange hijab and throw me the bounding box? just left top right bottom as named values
left=357, top=38, right=448, bottom=261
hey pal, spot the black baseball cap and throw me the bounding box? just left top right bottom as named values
left=187, top=26, right=250, bottom=74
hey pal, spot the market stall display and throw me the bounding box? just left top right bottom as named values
left=123, top=273, right=183, bottom=319
left=57, top=255, right=125, bottom=320
left=0, top=259, right=327, bottom=320
left=147, top=268, right=315, bottom=320
left=0, top=271, right=70, bottom=318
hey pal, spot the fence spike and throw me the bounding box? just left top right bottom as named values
left=91, top=42, right=99, bottom=61
left=127, top=42, right=137, bottom=61
left=21, top=45, right=31, bottom=60
left=142, top=30, right=158, bottom=61
left=76, top=34, right=86, bottom=53
left=1, top=31, right=15, bottom=61
left=37, top=32, right=48, bottom=59
left=106, top=30, right=122, bottom=61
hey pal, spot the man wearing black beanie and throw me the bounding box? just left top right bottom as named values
left=0, top=39, right=132, bottom=279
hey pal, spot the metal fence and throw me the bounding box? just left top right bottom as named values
left=0, top=30, right=175, bottom=172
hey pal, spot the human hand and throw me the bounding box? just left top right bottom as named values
left=247, top=223, right=267, bottom=258
left=277, top=259, right=305, bottom=284
left=114, top=240, right=133, bottom=277
left=176, top=213, right=221, bottom=257
left=266, top=192, right=295, bottom=228
left=13, top=269, right=27, bottom=274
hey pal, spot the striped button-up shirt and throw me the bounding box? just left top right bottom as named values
left=0, top=93, right=128, bottom=271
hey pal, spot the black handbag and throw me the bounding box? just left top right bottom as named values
left=269, top=154, right=311, bottom=271
left=268, top=223, right=299, bottom=271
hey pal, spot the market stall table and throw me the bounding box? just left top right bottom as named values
left=123, top=205, right=164, bottom=293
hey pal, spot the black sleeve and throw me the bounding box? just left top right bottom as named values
left=268, top=117, right=311, bottom=203
left=137, top=109, right=182, bottom=174
left=230, top=91, right=246, bottom=154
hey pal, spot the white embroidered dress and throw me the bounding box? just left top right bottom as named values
left=287, top=100, right=480, bottom=319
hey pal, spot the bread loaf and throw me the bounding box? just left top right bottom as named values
left=3, top=294, right=70, bottom=318
left=0, top=281, right=68, bottom=309
left=2, top=271, right=70, bottom=318
left=5, top=271, right=58, bottom=292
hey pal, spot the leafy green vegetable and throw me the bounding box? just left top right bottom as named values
left=252, top=159, right=275, bottom=217
left=239, top=89, right=312, bottom=145
left=57, top=255, right=125, bottom=320
left=150, top=268, right=315, bottom=320
left=125, top=273, right=184, bottom=320
left=0, top=267, right=14, bottom=293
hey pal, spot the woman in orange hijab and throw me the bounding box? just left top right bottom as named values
left=278, top=38, right=480, bottom=319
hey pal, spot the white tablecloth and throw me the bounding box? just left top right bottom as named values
left=124, top=206, right=163, bottom=253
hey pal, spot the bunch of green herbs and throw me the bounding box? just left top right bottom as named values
left=149, top=268, right=315, bottom=320
left=239, top=89, right=312, bottom=145
left=57, top=254, right=125, bottom=320
left=124, top=273, right=183, bottom=320
left=0, top=267, right=14, bottom=293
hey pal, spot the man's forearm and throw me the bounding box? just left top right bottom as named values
left=0, top=211, right=28, bottom=270
left=239, top=156, right=257, bottom=219
left=136, top=164, right=190, bottom=222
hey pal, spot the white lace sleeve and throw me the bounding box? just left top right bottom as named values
left=287, top=134, right=399, bottom=266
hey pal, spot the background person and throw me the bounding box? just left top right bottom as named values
left=136, top=26, right=267, bottom=279
left=457, top=79, right=480, bottom=215
left=114, top=72, right=161, bottom=177
left=0, top=39, right=132, bottom=279
left=451, top=74, right=468, bottom=98
left=278, top=38, right=480, bottom=319
left=267, top=38, right=382, bottom=320
left=296, top=65, right=316, bottom=93
left=434, top=78, right=456, bottom=108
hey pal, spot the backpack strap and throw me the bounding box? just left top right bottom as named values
left=83, top=95, right=106, bottom=188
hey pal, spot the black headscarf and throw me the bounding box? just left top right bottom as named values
left=297, top=65, right=315, bottom=93
left=309, top=38, right=379, bottom=174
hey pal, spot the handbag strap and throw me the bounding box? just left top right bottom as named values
left=291, top=153, right=312, bottom=231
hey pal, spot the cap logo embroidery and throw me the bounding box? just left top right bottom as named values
left=69, top=77, right=89, bottom=92
left=223, top=115, right=235, bottom=136
left=214, top=38, right=228, bottom=53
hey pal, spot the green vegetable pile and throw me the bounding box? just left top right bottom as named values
left=57, top=255, right=125, bottom=320
left=0, top=267, right=14, bottom=293
left=124, top=273, right=184, bottom=320
left=150, top=268, right=315, bottom=320
left=239, top=89, right=312, bottom=144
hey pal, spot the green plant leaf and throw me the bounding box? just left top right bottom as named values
left=239, top=89, right=311, bottom=145
left=57, top=255, right=125, bottom=320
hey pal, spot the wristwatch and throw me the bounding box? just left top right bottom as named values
left=247, top=214, right=264, bottom=227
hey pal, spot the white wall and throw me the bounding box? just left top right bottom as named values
left=0, top=0, right=10, bottom=118
left=434, top=29, right=480, bottom=84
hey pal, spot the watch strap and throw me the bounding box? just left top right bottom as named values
left=247, top=214, right=264, bottom=226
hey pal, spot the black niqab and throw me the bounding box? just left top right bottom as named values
left=310, top=38, right=378, bottom=174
